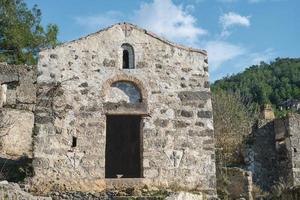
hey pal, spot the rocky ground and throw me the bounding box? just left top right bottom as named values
left=0, top=181, right=206, bottom=200
left=0, top=180, right=50, bottom=200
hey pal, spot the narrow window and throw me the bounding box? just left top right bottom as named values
left=123, top=50, right=129, bottom=69
left=72, top=136, right=77, bottom=148
left=121, top=43, right=134, bottom=69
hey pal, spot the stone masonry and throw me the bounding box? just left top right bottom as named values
left=0, top=63, right=36, bottom=158
left=247, top=110, right=300, bottom=192
left=275, top=113, right=300, bottom=187
left=32, top=23, right=217, bottom=196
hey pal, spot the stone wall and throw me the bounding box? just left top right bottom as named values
left=274, top=116, right=293, bottom=187
left=271, top=113, right=300, bottom=188
left=225, top=167, right=253, bottom=200
left=278, top=113, right=300, bottom=186
left=247, top=113, right=300, bottom=192
left=247, top=120, right=278, bottom=191
left=0, top=63, right=36, bottom=158
left=33, top=23, right=216, bottom=196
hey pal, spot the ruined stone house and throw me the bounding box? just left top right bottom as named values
left=246, top=110, right=300, bottom=191
left=0, top=23, right=217, bottom=196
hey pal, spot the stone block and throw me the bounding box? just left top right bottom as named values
left=197, top=111, right=212, bottom=118
left=180, top=110, right=194, bottom=118
left=166, top=192, right=203, bottom=200
left=178, top=91, right=210, bottom=102
left=0, top=108, right=33, bottom=158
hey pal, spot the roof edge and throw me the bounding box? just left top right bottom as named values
left=40, top=22, right=207, bottom=56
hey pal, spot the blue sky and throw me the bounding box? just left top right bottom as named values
left=26, top=0, right=300, bottom=81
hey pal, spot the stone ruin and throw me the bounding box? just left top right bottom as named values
left=245, top=107, right=300, bottom=193
left=222, top=107, right=300, bottom=200
left=0, top=23, right=217, bottom=197
left=0, top=63, right=36, bottom=159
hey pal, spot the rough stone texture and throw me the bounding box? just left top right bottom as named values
left=0, top=181, right=51, bottom=200
left=225, top=167, right=253, bottom=200
left=275, top=113, right=300, bottom=187
left=288, top=113, right=300, bottom=185
left=0, top=63, right=37, bottom=111
left=0, top=108, right=34, bottom=158
left=165, top=192, right=203, bottom=200
left=33, top=23, right=216, bottom=196
left=246, top=120, right=278, bottom=191
left=0, top=63, right=36, bottom=159
left=246, top=112, right=300, bottom=192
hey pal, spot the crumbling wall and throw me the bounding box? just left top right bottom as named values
left=0, top=63, right=36, bottom=158
left=287, top=113, right=300, bottom=186
left=273, top=113, right=300, bottom=187
left=247, top=120, right=278, bottom=191
left=225, top=167, right=253, bottom=200
left=247, top=113, right=300, bottom=192
left=274, top=116, right=293, bottom=187
left=33, top=23, right=216, bottom=196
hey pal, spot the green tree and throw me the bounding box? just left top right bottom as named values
left=0, top=0, right=59, bottom=65
left=212, top=89, right=259, bottom=200
left=212, top=58, right=300, bottom=116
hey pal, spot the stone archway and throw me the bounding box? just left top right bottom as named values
left=105, top=81, right=142, bottom=104
left=101, top=74, right=148, bottom=115
left=102, top=74, right=147, bottom=178
left=101, top=74, right=148, bottom=104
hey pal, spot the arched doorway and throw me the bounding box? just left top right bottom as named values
left=104, top=81, right=145, bottom=178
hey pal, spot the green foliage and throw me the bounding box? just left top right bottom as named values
left=213, top=89, right=258, bottom=166
left=212, top=58, right=300, bottom=116
left=213, top=90, right=259, bottom=200
left=0, top=0, right=59, bottom=65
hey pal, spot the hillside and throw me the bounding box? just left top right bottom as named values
left=212, top=58, right=300, bottom=115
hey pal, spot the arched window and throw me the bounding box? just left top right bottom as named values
left=121, top=44, right=134, bottom=69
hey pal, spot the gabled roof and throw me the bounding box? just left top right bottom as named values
left=43, top=22, right=207, bottom=55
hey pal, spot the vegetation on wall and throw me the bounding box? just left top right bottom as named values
left=212, top=57, right=300, bottom=198
left=212, top=58, right=300, bottom=116
left=0, top=0, right=59, bottom=65
left=212, top=89, right=258, bottom=166
left=212, top=89, right=259, bottom=199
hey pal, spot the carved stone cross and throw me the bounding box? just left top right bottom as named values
left=165, top=149, right=184, bottom=168
left=67, top=151, right=84, bottom=169
left=170, top=151, right=181, bottom=167
left=121, top=23, right=133, bottom=37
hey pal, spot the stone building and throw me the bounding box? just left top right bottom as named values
left=32, top=23, right=217, bottom=196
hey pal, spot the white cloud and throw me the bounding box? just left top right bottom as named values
left=220, top=12, right=250, bottom=29
left=74, top=11, right=122, bottom=32
left=219, top=12, right=250, bottom=38
left=247, top=48, right=275, bottom=66
left=133, top=0, right=208, bottom=45
left=204, top=40, right=246, bottom=71
left=72, top=0, right=276, bottom=82
left=74, top=0, right=207, bottom=45
left=208, top=47, right=276, bottom=81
